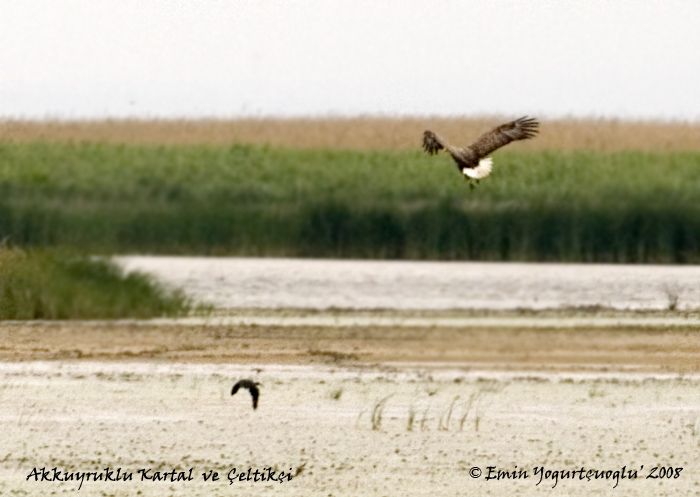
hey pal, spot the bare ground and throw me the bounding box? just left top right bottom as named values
left=1, top=319, right=699, bottom=372
left=1, top=319, right=699, bottom=496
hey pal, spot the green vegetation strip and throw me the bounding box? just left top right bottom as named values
left=1, top=142, right=700, bottom=262
left=0, top=248, right=190, bottom=319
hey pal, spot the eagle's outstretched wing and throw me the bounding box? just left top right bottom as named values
left=422, top=130, right=447, bottom=155
left=468, top=116, right=539, bottom=159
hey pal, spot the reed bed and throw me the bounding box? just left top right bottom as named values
left=2, top=117, right=700, bottom=152
left=1, top=142, right=699, bottom=262
left=0, top=248, right=191, bottom=319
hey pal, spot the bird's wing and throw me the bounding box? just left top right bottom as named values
left=467, top=116, right=539, bottom=158
left=251, top=386, right=259, bottom=409
left=422, top=130, right=448, bottom=155
left=231, top=383, right=240, bottom=395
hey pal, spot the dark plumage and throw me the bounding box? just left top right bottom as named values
left=231, top=379, right=261, bottom=409
left=422, top=116, right=539, bottom=183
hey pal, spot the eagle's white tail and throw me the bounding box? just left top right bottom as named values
left=462, top=157, right=493, bottom=179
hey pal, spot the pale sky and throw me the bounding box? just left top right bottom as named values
left=2, top=0, right=699, bottom=120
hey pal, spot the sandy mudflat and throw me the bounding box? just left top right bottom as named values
left=1, top=317, right=700, bottom=496
left=1, top=316, right=700, bottom=371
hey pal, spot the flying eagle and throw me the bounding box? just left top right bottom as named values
left=231, top=379, right=261, bottom=410
left=422, top=116, right=539, bottom=184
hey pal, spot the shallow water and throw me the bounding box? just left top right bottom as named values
left=115, top=256, right=700, bottom=311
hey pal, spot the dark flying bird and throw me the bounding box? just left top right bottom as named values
left=231, top=379, right=261, bottom=409
left=422, top=116, right=539, bottom=184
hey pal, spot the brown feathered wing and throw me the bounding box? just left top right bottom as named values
left=422, top=130, right=446, bottom=155
left=468, top=116, right=539, bottom=159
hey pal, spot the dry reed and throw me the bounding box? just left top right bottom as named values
left=2, top=116, right=700, bottom=152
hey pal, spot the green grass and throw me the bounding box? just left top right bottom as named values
left=0, top=248, right=191, bottom=319
left=1, top=142, right=700, bottom=262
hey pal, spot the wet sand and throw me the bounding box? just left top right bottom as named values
left=1, top=315, right=699, bottom=372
